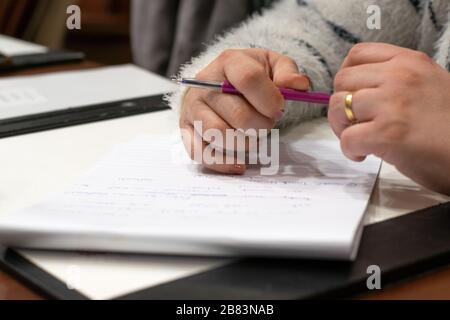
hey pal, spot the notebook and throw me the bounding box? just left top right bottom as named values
left=0, top=131, right=381, bottom=260
left=0, top=64, right=173, bottom=120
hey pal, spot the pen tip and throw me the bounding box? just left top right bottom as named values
left=171, top=77, right=182, bottom=84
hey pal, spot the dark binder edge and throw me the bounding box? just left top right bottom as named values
left=0, top=50, right=85, bottom=72
left=0, top=94, right=169, bottom=139
left=1, top=202, right=449, bottom=300
left=118, top=202, right=450, bottom=300
left=0, top=248, right=87, bottom=300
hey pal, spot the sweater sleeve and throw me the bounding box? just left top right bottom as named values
left=166, top=0, right=423, bottom=128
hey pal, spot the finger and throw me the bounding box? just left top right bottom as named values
left=270, top=54, right=310, bottom=90
left=180, top=122, right=246, bottom=175
left=341, top=43, right=412, bottom=68
left=244, top=49, right=310, bottom=91
left=340, top=121, right=380, bottom=162
left=184, top=96, right=264, bottom=152
left=223, top=51, right=285, bottom=120
left=334, top=63, right=385, bottom=92
left=328, top=89, right=381, bottom=138
left=183, top=95, right=232, bottom=145
left=202, top=90, right=275, bottom=132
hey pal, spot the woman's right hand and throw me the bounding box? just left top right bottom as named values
left=179, top=48, right=310, bottom=174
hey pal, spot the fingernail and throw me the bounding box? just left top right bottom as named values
left=275, top=110, right=285, bottom=121
left=296, top=74, right=312, bottom=90
left=303, top=74, right=311, bottom=84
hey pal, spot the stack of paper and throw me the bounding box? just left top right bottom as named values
left=0, top=134, right=381, bottom=260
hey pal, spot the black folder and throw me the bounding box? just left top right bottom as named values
left=0, top=94, right=169, bottom=139
left=1, top=202, right=449, bottom=300
left=0, top=51, right=85, bottom=72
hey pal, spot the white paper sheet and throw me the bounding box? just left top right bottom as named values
left=18, top=250, right=228, bottom=300
left=0, top=34, right=47, bottom=56
left=0, top=133, right=381, bottom=260
left=0, top=64, right=176, bottom=119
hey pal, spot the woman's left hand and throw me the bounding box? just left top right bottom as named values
left=329, top=43, right=450, bottom=195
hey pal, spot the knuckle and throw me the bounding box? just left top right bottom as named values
left=396, top=51, right=432, bottom=69
left=279, top=54, right=297, bottom=67
left=243, top=47, right=265, bottom=56
left=183, top=90, right=205, bottom=114
left=348, top=43, right=368, bottom=59
left=203, top=90, right=219, bottom=106
left=411, top=50, right=431, bottom=63
left=395, top=69, right=421, bottom=87
left=238, top=67, right=265, bottom=89
left=333, top=70, right=349, bottom=91
left=391, top=92, right=410, bottom=112
left=218, top=49, right=237, bottom=62
left=195, top=68, right=209, bottom=80
left=183, top=87, right=198, bottom=103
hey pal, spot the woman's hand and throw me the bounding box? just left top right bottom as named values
left=180, top=48, right=310, bottom=174
left=329, top=43, right=450, bottom=195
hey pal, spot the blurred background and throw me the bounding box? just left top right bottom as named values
left=0, top=0, right=273, bottom=76
left=1, top=0, right=132, bottom=65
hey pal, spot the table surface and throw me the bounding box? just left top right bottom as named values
left=0, top=62, right=449, bottom=300
left=0, top=62, right=98, bottom=300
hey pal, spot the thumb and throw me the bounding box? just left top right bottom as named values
left=272, top=55, right=311, bottom=91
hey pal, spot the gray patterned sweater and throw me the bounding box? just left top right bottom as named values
left=167, top=0, right=450, bottom=128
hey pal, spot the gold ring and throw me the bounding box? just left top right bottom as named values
left=344, top=93, right=357, bottom=124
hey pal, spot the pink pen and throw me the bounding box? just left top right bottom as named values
left=172, top=78, right=330, bottom=105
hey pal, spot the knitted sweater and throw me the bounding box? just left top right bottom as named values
left=167, top=0, right=450, bottom=128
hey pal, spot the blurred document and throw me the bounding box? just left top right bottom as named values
left=0, top=64, right=175, bottom=119
left=0, top=135, right=381, bottom=260
left=0, top=34, right=47, bottom=55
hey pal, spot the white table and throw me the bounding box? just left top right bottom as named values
left=0, top=103, right=448, bottom=299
